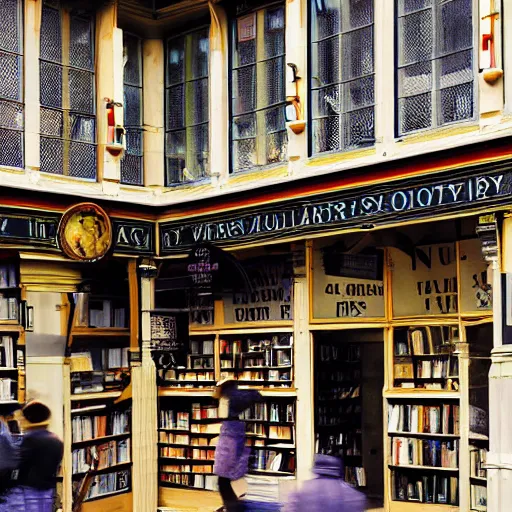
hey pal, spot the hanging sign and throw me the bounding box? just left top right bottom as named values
left=150, top=312, right=189, bottom=368
left=0, top=209, right=59, bottom=247
left=112, top=219, right=155, bottom=255
left=160, top=169, right=512, bottom=253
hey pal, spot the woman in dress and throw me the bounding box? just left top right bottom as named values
left=213, top=378, right=262, bottom=512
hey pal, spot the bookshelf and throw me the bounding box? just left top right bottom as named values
left=66, top=264, right=134, bottom=510
left=219, top=333, right=294, bottom=388
left=0, top=258, right=25, bottom=406
left=314, top=339, right=366, bottom=488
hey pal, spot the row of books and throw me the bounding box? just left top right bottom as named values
left=0, top=296, right=17, bottom=321
left=392, top=471, right=458, bottom=505
left=317, top=370, right=361, bottom=385
left=399, top=327, right=457, bottom=356
left=71, top=371, right=127, bottom=395
left=160, top=410, right=190, bottom=430
left=192, top=403, right=218, bottom=420
left=391, top=437, right=458, bottom=468
left=317, top=386, right=361, bottom=402
left=0, top=336, right=15, bottom=368
left=0, top=378, right=14, bottom=401
left=85, top=470, right=130, bottom=501
left=345, top=466, right=366, bottom=487
left=317, top=433, right=362, bottom=457
left=70, top=349, right=129, bottom=372
left=318, top=343, right=360, bottom=363
left=470, top=448, right=487, bottom=479
left=317, top=403, right=361, bottom=426
left=190, top=340, right=214, bottom=355
left=89, top=300, right=127, bottom=328
left=72, top=439, right=131, bottom=474
left=72, top=411, right=130, bottom=443
left=161, top=370, right=215, bottom=382
left=249, top=450, right=295, bottom=473
left=388, top=403, right=460, bottom=435
left=161, top=464, right=213, bottom=474
left=0, top=264, right=17, bottom=289
left=246, top=424, right=293, bottom=440
left=220, top=336, right=293, bottom=356
left=160, top=472, right=218, bottom=490
left=240, top=402, right=294, bottom=423
left=159, top=432, right=192, bottom=445
left=188, top=357, right=214, bottom=369
left=220, top=370, right=292, bottom=382
left=160, top=447, right=215, bottom=459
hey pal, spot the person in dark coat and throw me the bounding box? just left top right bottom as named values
left=284, top=455, right=367, bottom=512
left=15, top=400, right=64, bottom=512
left=0, top=402, right=21, bottom=511
left=213, top=378, right=263, bottom=512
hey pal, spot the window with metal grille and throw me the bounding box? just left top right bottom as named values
left=0, top=0, right=23, bottom=168
left=310, top=0, right=375, bottom=155
left=165, top=27, right=209, bottom=185
left=396, top=0, right=474, bottom=136
left=231, top=4, right=287, bottom=173
left=121, top=34, right=143, bottom=186
left=39, top=1, right=96, bottom=179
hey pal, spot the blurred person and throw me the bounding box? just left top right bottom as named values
left=213, top=378, right=263, bottom=512
left=0, top=402, right=21, bottom=511
left=284, top=454, right=367, bottom=512
left=16, top=400, right=63, bottom=512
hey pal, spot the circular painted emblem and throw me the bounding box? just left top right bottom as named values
left=59, top=203, right=112, bottom=262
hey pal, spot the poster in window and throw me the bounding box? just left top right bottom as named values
left=223, top=255, right=293, bottom=323
left=238, top=13, right=256, bottom=42
left=390, top=243, right=457, bottom=317
left=150, top=312, right=189, bottom=368
left=459, top=238, right=492, bottom=313
left=312, top=240, right=385, bottom=319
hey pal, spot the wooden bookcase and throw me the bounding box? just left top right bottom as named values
left=0, top=257, right=26, bottom=406
left=65, top=263, right=135, bottom=511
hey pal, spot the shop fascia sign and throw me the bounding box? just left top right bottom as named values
left=0, top=204, right=155, bottom=256
left=160, top=169, right=512, bottom=253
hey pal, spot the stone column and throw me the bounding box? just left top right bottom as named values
left=132, top=276, right=159, bottom=512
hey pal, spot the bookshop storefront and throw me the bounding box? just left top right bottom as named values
left=156, top=159, right=508, bottom=512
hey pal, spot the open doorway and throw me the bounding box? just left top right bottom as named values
left=313, top=329, right=385, bottom=504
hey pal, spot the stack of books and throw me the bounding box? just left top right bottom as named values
left=89, top=300, right=127, bottom=328
left=0, top=336, right=14, bottom=368
left=0, top=378, right=13, bottom=401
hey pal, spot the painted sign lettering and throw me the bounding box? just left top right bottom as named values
left=112, top=219, right=154, bottom=255
left=0, top=211, right=59, bottom=247
left=160, top=171, right=512, bottom=253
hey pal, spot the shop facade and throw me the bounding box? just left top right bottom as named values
left=0, top=138, right=510, bottom=512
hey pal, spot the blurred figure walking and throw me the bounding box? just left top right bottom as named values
left=16, top=400, right=63, bottom=512
left=213, top=378, right=263, bottom=512
left=0, top=402, right=22, bottom=511
left=284, top=455, right=367, bottom=512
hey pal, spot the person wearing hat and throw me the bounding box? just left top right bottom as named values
left=283, top=454, right=366, bottom=512
left=0, top=402, right=22, bottom=510
left=213, top=377, right=263, bottom=512
left=15, top=400, right=63, bottom=512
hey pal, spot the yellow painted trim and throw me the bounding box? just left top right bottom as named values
left=227, top=165, right=288, bottom=186
left=481, top=110, right=502, bottom=119
left=307, top=147, right=376, bottom=167
left=397, top=123, right=479, bottom=145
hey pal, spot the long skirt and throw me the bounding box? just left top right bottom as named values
left=0, top=487, right=54, bottom=512
left=214, top=421, right=250, bottom=481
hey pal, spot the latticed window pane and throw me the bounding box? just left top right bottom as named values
left=40, top=3, right=96, bottom=178
left=121, top=34, right=143, bottom=185
left=231, top=5, right=287, bottom=172
left=165, top=27, right=210, bottom=184
left=311, top=0, right=374, bottom=155
left=396, top=0, right=474, bottom=136
left=0, top=0, right=23, bottom=168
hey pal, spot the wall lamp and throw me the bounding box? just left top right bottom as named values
left=285, top=63, right=306, bottom=135
left=105, top=97, right=126, bottom=157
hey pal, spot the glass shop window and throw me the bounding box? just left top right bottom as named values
left=0, top=0, right=24, bottom=168
left=39, top=0, right=96, bottom=179
left=310, top=0, right=375, bottom=155
left=231, top=4, right=287, bottom=173
left=165, top=27, right=210, bottom=185
left=396, top=0, right=475, bottom=136
left=122, top=33, right=143, bottom=186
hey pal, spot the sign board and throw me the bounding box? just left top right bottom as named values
left=112, top=219, right=155, bottom=255
left=160, top=169, right=512, bottom=253
left=223, top=256, right=293, bottom=323
left=0, top=209, right=60, bottom=248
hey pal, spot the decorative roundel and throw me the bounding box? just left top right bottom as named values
left=58, top=203, right=112, bottom=262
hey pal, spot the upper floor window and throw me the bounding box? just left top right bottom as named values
left=231, top=4, right=287, bottom=173
left=165, top=27, right=210, bottom=185
left=40, top=1, right=96, bottom=179
left=0, top=0, right=23, bottom=168
left=310, top=0, right=374, bottom=155
left=396, top=0, right=474, bottom=136
left=122, top=34, right=143, bottom=186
